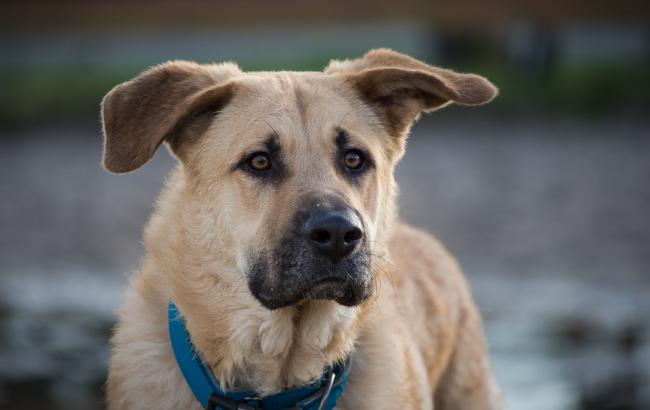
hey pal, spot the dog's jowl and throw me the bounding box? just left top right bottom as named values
left=102, top=49, right=503, bottom=410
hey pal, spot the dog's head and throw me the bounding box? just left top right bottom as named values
left=101, top=49, right=496, bottom=310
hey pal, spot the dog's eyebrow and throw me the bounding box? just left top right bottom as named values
left=264, top=133, right=281, bottom=155
left=335, top=127, right=349, bottom=148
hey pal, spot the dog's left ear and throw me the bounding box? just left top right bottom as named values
left=326, top=48, right=498, bottom=137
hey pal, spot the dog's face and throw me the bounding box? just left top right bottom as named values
left=193, top=77, right=386, bottom=309
left=101, top=49, right=496, bottom=310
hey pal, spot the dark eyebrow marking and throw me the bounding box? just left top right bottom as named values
left=264, top=133, right=281, bottom=155
left=335, top=127, right=348, bottom=149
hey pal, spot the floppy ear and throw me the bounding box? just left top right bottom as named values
left=327, top=49, right=498, bottom=136
left=100, top=61, right=239, bottom=173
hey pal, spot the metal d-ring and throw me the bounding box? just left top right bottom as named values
left=316, top=371, right=336, bottom=410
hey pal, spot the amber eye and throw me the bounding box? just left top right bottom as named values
left=344, top=150, right=364, bottom=170
left=248, top=153, right=271, bottom=171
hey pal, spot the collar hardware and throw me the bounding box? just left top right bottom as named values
left=207, top=394, right=259, bottom=410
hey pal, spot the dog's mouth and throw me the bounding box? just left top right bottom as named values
left=251, top=272, right=371, bottom=310
left=311, top=276, right=346, bottom=288
left=253, top=277, right=351, bottom=309
left=247, top=251, right=373, bottom=310
left=304, top=276, right=349, bottom=299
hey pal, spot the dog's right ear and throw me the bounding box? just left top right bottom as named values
left=326, top=49, right=497, bottom=138
left=101, top=61, right=239, bottom=173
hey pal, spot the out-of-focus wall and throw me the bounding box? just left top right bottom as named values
left=2, top=0, right=649, bottom=129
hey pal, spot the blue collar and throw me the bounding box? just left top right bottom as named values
left=168, top=302, right=353, bottom=410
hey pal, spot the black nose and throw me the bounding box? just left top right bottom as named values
left=303, top=208, right=364, bottom=263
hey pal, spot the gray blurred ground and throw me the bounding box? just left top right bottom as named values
left=1, top=113, right=649, bottom=409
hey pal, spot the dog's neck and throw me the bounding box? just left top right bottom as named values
left=169, top=275, right=364, bottom=395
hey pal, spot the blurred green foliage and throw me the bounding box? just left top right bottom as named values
left=474, top=62, right=650, bottom=111
left=1, top=66, right=140, bottom=128
left=1, top=58, right=648, bottom=129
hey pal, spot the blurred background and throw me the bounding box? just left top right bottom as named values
left=1, top=1, right=649, bottom=409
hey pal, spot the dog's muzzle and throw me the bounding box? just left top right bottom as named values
left=248, top=203, right=372, bottom=310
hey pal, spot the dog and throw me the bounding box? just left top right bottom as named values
left=102, top=49, right=502, bottom=409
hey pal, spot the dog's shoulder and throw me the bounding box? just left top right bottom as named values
left=386, top=221, right=473, bottom=340
left=385, top=222, right=482, bottom=391
left=387, top=221, right=465, bottom=292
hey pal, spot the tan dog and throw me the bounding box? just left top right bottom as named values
left=102, top=49, right=501, bottom=409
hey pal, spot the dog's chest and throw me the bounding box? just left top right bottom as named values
left=210, top=301, right=358, bottom=394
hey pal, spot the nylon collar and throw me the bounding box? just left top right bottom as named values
left=168, top=302, right=352, bottom=410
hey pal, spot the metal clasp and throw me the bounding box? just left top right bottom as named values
left=316, top=371, right=336, bottom=410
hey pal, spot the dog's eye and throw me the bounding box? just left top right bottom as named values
left=344, top=150, right=364, bottom=170
left=248, top=153, right=271, bottom=171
